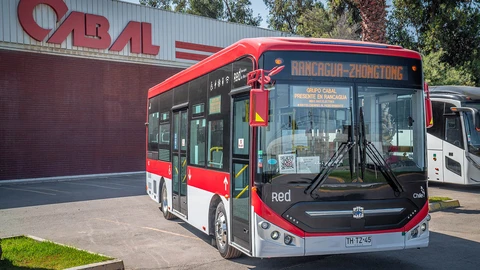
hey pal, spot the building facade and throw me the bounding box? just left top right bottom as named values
left=0, top=0, right=288, bottom=181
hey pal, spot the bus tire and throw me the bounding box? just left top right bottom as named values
left=214, top=202, right=242, bottom=259
left=161, top=181, right=176, bottom=220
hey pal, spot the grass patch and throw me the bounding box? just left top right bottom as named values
left=429, top=196, right=452, bottom=203
left=0, top=236, right=112, bottom=270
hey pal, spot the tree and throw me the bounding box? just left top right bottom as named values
left=297, top=6, right=361, bottom=40
left=263, top=0, right=317, bottom=33
left=423, top=50, right=475, bottom=86
left=223, top=0, right=262, bottom=26
left=353, top=0, right=387, bottom=43
left=387, top=0, right=480, bottom=85
left=139, top=0, right=172, bottom=10
left=140, top=0, right=261, bottom=26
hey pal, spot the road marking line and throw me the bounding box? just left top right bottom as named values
left=94, top=218, right=201, bottom=241
left=103, top=182, right=139, bottom=188
left=27, top=187, right=71, bottom=194
left=0, top=186, right=56, bottom=195
left=60, top=182, right=122, bottom=190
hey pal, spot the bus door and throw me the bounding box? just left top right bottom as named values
left=230, top=95, right=251, bottom=253
left=172, top=109, right=188, bottom=216
left=443, top=115, right=465, bottom=184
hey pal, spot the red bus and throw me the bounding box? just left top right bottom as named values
left=146, top=37, right=431, bottom=258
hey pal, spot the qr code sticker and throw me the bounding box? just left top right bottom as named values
left=278, top=154, right=296, bottom=173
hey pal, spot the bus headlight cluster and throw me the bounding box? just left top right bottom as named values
left=271, top=231, right=280, bottom=240
left=410, top=227, right=419, bottom=238
left=408, top=219, right=428, bottom=240
left=284, top=234, right=294, bottom=245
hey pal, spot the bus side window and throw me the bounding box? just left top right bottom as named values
left=445, top=116, right=464, bottom=149
left=208, top=120, right=224, bottom=169
left=147, top=96, right=160, bottom=160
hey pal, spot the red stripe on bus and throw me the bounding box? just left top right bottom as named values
left=176, top=51, right=209, bottom=61
left=187, top=166, right=230, bottom=196
left=252, top=190, right=305, bottom=237
left=147, top=159, right=172, bottom=179
left=175, top=41, right=223, bottom=53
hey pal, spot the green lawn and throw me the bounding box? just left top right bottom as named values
left=429, top=196, right=452, bottom=203
left=0, top=236, right=111, bottom=270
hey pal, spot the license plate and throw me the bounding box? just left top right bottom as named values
left=345, top=236, right=372, bottom=247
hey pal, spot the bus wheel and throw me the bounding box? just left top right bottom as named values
left=214, top=202, right=242, bottom=259
left=161, top=181, right=175, bottom=220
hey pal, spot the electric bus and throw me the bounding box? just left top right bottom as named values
left=146, top=37, right=431, bottom=258
left=427, top=85, right=480, bottom=185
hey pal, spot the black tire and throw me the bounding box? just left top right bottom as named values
left=161, top=181, right=176, bottom=220
left=214, top=202, right=242, bottom=259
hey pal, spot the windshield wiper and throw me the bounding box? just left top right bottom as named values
left=364, top=141, right=404, bottom=193
left=358, top=107, right=404, bottom=194
left=304, top=140, right=356, bottom=198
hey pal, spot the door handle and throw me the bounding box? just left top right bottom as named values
left=244, top=229, right=249, bottom=234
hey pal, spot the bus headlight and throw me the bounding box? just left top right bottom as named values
left=411, top=227, right=419, bottom=238
left=284, top=234, right=293, bottom=245
left=421, top=223, right=427, bottom=231
left=261, top=221, right=270, bottom=230
left=271, top=231, right=280, bottom=240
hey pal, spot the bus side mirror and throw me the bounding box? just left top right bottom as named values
left=424, top=83, right=433, bottom=128
left=249, top=89, right=269, bottom=127
left=451, top=107, right=480, bottom=131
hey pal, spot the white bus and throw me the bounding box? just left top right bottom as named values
left=427, top=85, right=480, bottom=185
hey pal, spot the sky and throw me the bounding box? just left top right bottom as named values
left=119, top=0, right=270, bottom=28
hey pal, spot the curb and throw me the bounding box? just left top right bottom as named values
left=1, top=235, right=124, bottom=270
left=429, top=199, right=460, bottom=212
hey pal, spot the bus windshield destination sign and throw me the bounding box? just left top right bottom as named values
left=291, top=86, right=350, bottom=108
left=291, top=61, right=408, bottom=81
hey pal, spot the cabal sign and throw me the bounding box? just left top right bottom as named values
left=18, top=0, right=160, bottom=55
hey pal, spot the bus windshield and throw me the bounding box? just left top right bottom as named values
left=464, top=110, right=480, bottom=157
left=258, top=83, right=425, bottom=187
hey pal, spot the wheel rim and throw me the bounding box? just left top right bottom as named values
left=215, top=211, right=227, bottom=249
left=162, top=184, right=168, bottom=213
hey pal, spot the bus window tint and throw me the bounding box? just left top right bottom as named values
left=464, top=112, right=480, bottom=156
left=208, top=120, right=224, bottom=168
left=445, top=116, right=464, bottom=149
left=148, top=96, right=160, bottom=159
left=190, top=118, right=206, bottom=166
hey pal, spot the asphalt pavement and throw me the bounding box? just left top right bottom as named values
left=0, top=175, right=479, bottom=270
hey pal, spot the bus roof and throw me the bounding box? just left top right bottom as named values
left=148, top=37, right=422, bottom=98
left=430, top=85, right=480, bottom=101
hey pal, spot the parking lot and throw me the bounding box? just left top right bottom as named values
left=1, top=174, right=479, bottom=270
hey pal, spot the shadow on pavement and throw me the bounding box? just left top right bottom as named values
left=174, top=219, right=479, bottom=270
left=0, top=174, right=146, bottom=209
left=429, top=182, right=480, bottom=194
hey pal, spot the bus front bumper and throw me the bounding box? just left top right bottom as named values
left=253, top=214, right=429, bottom=258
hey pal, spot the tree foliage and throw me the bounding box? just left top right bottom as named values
left=139, top=0, right=261, bottom=26
left=387, top=0, right=480, bottom=85
left=264, top=0, right=360, bottom=39
left=263, top=0, right=317, bottom=33
left=423, top=50, right=475, bottom=86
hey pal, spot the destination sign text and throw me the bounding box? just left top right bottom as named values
left=291, top=61, right=408, bottom=81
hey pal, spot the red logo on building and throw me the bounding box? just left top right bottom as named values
left=17, top=0, right=160, bottom=55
